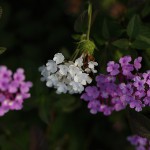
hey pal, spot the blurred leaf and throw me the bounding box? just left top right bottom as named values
left=138, top=25, right=150, bottom=39
left=60, top=48, right=71, bottom=59
left=74, top=11, right=88, bottom=33
left=0, top=6, right=2, bottom=19
left=55, top=95, right=80, bottom=113
left=141, top=1, right=150, bottom=17
left=138, top=35, right=150, bottom=45
left=112, top=39, right=129, bottom=49
left=72, top=34, right=82, bottom=41
left=0, top=47, right=6, bottom=54
left=39, top=97, right=50, bottom=124
left=128, top=110, right=150, bottom=140
left=93, top=35, right=105, bottom=46
left=127, top=15, right=141, bottom=39
left=131, top=25, right=150, bottom=49
left=101, top=0, right=116, bottom=9
left=132, top=39, right=150, bottom=49
left=102, top=19, right=110, bottom=39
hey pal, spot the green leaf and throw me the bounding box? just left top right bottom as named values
left=127, top=15, right=141, bottom=39
left=131, top=40, right=150, bottom=49
left=131, top=25, right=150, bottom=49
left=0, top=6, right=2, bottom=19
left=102, top=19, right=110, bottom=40
left=138, top=35, right=150, bottom=45
left=141, top=1, right=150, bottom=17
left=72, top=34, right=87, bottom=41
left=101, top=0, right=116, bottom=9
left=72, top=34, right=82, bottom=41
left=139, top=25, right=150, bottom=38
left=127, top=110, right=150, bottom=140
left=112, top=39, right=129, bottom=49
left=93, top=35, right=105, bottom=46
left=0, top=47, right=6, bottom=54
left=74, top=11, right=88, bottom=33
left=54, top=95, right=80, bottom=113
left=39, top=97, right=51, bottom=124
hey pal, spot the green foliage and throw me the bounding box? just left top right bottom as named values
left=102, top=19, right=110, bottom=40
left=128, top=110, right=150, bottom=140
left=0, top=47, right=6, bottom=55
left=112, top=39, right=129, bottom=49
left=127, top=15, right=141, bottom=39
left=74, top=11, right=88, bottom=33
left=0, top=6, right=2, bottom=19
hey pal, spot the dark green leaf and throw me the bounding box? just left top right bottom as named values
left=138, top=25, right=150, bottom=39
left=127, top=110, right=150, bottom=140
left=93, top=35, right=105, bottom=46
left=138, top=35, right=150, bottom=45
left=132, top=25, right=150, bottom=49
left=0, top=47, right=6, bottom=54
left=112, top=39, right=129, bottom=49
left=101, top=0, right=117, bottom=9
left=127, top=15, right=141, bottom=39
left=0, top=6, right=2, bottom=19
left=54, top=95, right=80, bottom=113
left=141, top=1, right=150, bottom=17
left=72, top=34, right=82, bottom=41
left=74, top=11, right=88, bottom=33
left=39, top=97, right=50, bottom=124
left=102, top=19, right=110, bottom=39
left=131, top=39, right=150, bottom=49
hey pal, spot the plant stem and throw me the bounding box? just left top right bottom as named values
left=87, top=2, right=92, bottom=40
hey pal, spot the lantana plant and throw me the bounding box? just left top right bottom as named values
left=39, top=1, right=150, bottom=149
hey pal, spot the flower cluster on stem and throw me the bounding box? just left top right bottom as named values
left=39, top=53, right=98, bottom=94
left=81, top=56, right=150, bottom=115
left=127, top=135, right=150, bottom=150
left=0, top=66, right=32, bottom=116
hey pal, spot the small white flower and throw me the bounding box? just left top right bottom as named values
left=75, top=57, right=83, bottom=67
left=68, top=65, right=81, bottom=77
left=53, top=53, right=65, bottom=64
left=47, top=74, right=59, bottom=86
left=88, top=61, right=98, bottom=73
left=46, top=80, right=53, bottom=87
left=56, top=83, right=68, bottom=94
left=39, top=66, right=50, bottom=81
left=85, top=68, right=91, bottom=73
left=86, top=76, right=92, bottom=84
left=39, top=65, right=45, bottom=72
left=74, top=73, right=92, bottom=85
left=46, top=60, right=57, bottom=73
left=58, top=65, right=68, bottom=76
left=70, top=81, right=84, bottom=93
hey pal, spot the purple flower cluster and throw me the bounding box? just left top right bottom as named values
left=127, top=135, right=150, bottom=150
left=0, top=66, right=32, bottom=116
left=81, top=56, right=150, bottom=115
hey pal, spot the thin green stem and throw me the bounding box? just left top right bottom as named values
left=87, top=2, right=92, bottom=40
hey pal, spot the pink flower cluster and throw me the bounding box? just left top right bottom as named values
left=127, top=135, right=150, bottom=150
left=81, top=56, right=150, bottom=115
left=0, top=66, right=32, bottom=116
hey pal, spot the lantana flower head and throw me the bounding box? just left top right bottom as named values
left=127, top=135, right=150, bottom=150
left=0, top=66, right=32, bottom=116
left=39, top=53, right=98, bottom=94
left=81, top=56, right=150, bottom=115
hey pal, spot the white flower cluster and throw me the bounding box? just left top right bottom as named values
left=39, top=53, right=98, bottom=94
